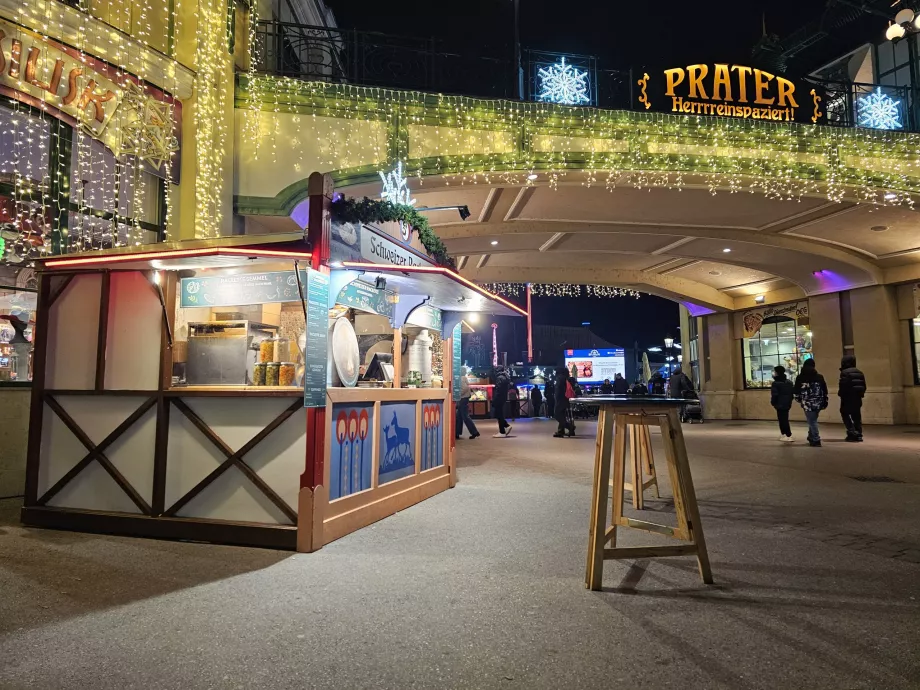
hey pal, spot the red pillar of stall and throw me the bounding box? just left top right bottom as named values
left=298, top=172, right=333, bottom=552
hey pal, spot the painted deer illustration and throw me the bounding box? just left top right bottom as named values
left=382, top=423, right=399, bottom=467
left=391, top=411, right=411, bottom=458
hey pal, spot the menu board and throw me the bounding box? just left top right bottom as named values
left=452, top=323, right=462, bottom=402
left=304, top=269, right=330, bottom=408
left=337, top=279, right=393, bottom=318
left=406, top=304, right=442, bottom=331
left=180, top=270, right=307, bottom=308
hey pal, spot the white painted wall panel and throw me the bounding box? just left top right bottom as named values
left=47, top=461, right=141, bottom=513
left=45, top=274, right=100, bottom=390
left=105, top=272, right=162, bottom=390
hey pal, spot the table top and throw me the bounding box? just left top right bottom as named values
left=572, top=395, right=698, bottom=406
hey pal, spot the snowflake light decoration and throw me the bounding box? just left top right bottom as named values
left=857, top=87, right=902, bottom=130
left=379, top=161, right=416, bottom=208
left=537, top=57, right=590, bottom=106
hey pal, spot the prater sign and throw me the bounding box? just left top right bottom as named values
left=637, top=64, right=824, bottom=124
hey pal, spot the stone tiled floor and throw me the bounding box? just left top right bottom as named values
left=1, top=418, right=919, bottom=689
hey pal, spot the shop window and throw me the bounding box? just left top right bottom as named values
left=0, top=284, right=37, bottom=384
left=911, top=318, right=920, bottom=385
left=742, top=315, right=813, bottom=389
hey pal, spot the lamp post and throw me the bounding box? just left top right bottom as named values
left=513, top=0, right=523, bottom=99
left=664, top=335, right=674, bottom=377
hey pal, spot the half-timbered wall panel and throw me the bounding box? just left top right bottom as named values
left=105, top=272, right=162, bottom=391
left=45, top=274, right=101, bottom=390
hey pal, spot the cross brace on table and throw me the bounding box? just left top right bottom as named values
left=586, top=404, right=712, bottom=590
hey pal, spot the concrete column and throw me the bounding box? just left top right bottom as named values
left=808, top=292, right=843, bottom=370
left=699, top=312, right=737, bottom=419
left=849, top=285, right=905, bottom=424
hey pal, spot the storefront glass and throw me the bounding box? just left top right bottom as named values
left=0, top=284, right=37, bottom=383
left=742, top=315, right=813, bottom=389
left=911, top=318, right=920, bottom=385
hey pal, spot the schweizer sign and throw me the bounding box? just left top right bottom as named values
left=637, top=64, right=824, bottom=124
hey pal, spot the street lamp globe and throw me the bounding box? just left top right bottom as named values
left=664, top=336, right=674, bottom=349
left=887, top=22, right=907, bottom=41
left=895, top=8, right=915, bottom=25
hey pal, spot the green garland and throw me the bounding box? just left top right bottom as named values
left=331, top=197, right=456, bottom=269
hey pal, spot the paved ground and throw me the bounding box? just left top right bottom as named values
left=1, top=417, right=920, bottom=689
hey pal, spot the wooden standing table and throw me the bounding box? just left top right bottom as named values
left=580, top=396, right=713, bottom=591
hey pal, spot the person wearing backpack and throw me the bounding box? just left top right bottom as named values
left=793, top=358, right=828, bottom=447
left=770, top=365, right=795, bottom=442
left=553, top=366, right=576, bottom=438
left=838, top=355, right=867, bottom=442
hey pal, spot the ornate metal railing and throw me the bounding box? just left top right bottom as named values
left=252, top=20, right=920, bottom=131
left=805, top=79, right=915, bottom=131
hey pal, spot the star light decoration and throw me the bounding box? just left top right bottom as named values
left=856, top=87, right=903, bottom=131
left=537, top=57, right=590, bottom=106
left=379, top=161, right=417, bottom=240
left=117, top=81, right=179, bottom=171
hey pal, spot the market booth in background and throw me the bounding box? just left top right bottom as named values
left=19, top=177, right=525, bottom=549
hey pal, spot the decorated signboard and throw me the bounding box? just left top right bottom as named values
left=180, top=270, right=307, bottom=308
left=637, top=64, right=825, bottom=124
left=304, top=269, right=330, bottom=408
left=379, top=401, right=416, bottom=485
left=741, top=300, right=809, bottom=338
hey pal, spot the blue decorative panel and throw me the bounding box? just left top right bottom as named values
left=330, top=403, right=374, bottom=500
left=421, top=401, right=444, bottom=471
left=379, top=402, right=416, bottom=485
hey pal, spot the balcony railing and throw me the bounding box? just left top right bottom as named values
left=252, top=20, right=920, bottom=132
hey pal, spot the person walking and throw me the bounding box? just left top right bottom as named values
left=530, top=384, right=543, bottom=418
left=544, top=379, right=556, bottom=419
left=613, top=373, right=629, bottom=394
left=492, top=366, right=512, bottom=437
left=455, top=367, right=480, bottom=440
left=668, top=366, right=694, bottom=421
left=838, top=355, right=867, bottom=442
left=770, top=365, right=795, bottom=442
left=553, top=366, right=576, bottom=438
left=793, top=358, right=828, bottom=447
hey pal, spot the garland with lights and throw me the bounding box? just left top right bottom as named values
left=479, top=283, right=640, bottom=299
left=237, top=77, right=920, bottom=210
left=331, top=196, right=455, bottom=268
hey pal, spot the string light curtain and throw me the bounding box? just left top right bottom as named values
left=480, top=283, right=640, bottom=299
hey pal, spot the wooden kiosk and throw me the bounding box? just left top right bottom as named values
left=582, top=396, right=712, bottom=590
left=20, top=181, right=525, bottom=550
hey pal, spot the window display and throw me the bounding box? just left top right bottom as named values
left=742, top=315, right=813, bottom=389
left=0, top=284, right=37, bottom=383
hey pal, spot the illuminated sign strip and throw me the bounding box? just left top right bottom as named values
left=44, top=247, right=313, bottom=267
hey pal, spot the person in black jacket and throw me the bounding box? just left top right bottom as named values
left=838, top=355, right=867, bottom=442
left=612, top=373, right=629, bottom=394
left=553, top=366, right=576, bottom=438
left=600, top=378, right=614, bottom=394
left=770, top=365, right=795, bottom=442
left=492, top=367, right=512, bottom=437
left=530, top=385, right=543, bottom=418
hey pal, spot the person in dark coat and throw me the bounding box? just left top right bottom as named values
left=612, top=373, right=629, bottom=394
left=793, top=358, right=828, bottom=447
left=770, top=365, right=795, bottom=442
left=544, top=379, right=556, bottom=419
left=648, top=371, right=666, bottom=395
left=600, top=378, right=614, bottom=395
left=530, top=385, right=543, bottom=418
left=668, top=367, right=693, bottom=398
left=631, top=379, right=649, bottom=395
left=553, top=366, right=576, bottom=438
left=838, top=355, right=867, bottom=442
left=492, top=367, right=512, bottom=437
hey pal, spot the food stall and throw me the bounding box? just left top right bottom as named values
left=19, top=176, right=526, bottom=550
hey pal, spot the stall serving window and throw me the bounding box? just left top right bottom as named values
left=742, top=316, right=813, bottom=389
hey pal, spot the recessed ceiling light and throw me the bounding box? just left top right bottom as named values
left=708, top=270, right=722, bottom=276
left=527, top=173, right=538, bottom=180
left=490, top=240, right=498, bottom=245
left=754, top=295, right=765, bottom=303
left=722, top=248, right=731, bottom=253
left=871, top=225, right=889, bottom=232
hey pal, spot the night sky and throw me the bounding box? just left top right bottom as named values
left=324, top=0, right=874, bottom=75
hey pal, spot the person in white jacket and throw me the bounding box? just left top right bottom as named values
left=455, top=367, right=480, bottom=440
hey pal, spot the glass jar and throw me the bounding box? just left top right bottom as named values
left=259, top=339, right=274, bottom=363
left=279, top=362, right=296, bottom=387
left=266, top=362, right=280, bottom=386
left=253, top=363, right=267, bottom=386
left=273, top=337, right=290, bottom=363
